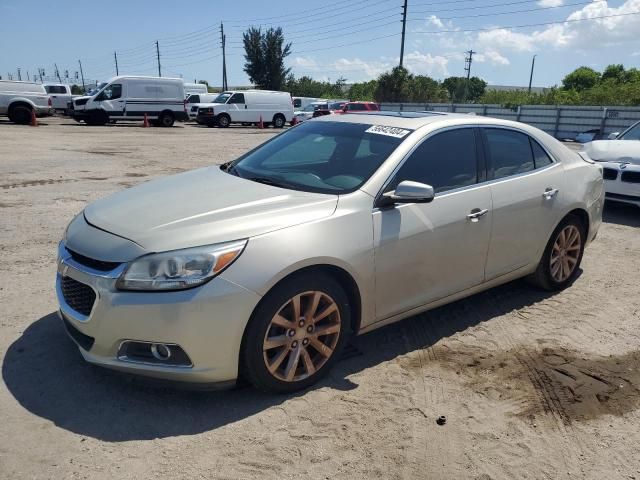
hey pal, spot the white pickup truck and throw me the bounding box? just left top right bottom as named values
left=0, top=80, right=52, bottom=124
left=43, top=83, right=74, bottom=115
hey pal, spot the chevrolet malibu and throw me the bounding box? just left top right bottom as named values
left=56, top=112, right=604, bottom=393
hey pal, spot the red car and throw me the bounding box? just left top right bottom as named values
left=312, top=101, right=380, bottom=118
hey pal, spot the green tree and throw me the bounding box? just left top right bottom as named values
left=70, top=84, right=85, bottom=95
left=374, top=66, right=412, bottom=102
left=562, top=66, right=600, bottom=92
left=348, top=80, right=378, bottom=100
left=442, top=76, right=486, bottom=102
left=601, top=64, right=625, bottom=83
left=409, top=75, right=448, bottom=102
left=243, top=27, right=291, bottom=90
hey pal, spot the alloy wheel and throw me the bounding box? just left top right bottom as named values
left=550, top=224, right=581, bottom=282
left=262, top=291, right=341, bottom=382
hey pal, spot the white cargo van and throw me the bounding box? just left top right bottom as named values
left=70, top=76, right=187, bottom=126
left=0, top=80, right=52, bottom=124
left=292, top=96, right=325, bottom=110
left=196, top=90, right=293, bottom=128
left=185, top=93, right=220, bottom=120
left=43, top=84, right=74, bottom=114
left=183, top=82, right=208, bottom=95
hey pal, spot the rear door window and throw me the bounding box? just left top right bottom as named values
left=389, top=128, right=479, bottom=194
left=530, top=139, right=553, bottom=168
left=483, top=128, right=534, bottom=180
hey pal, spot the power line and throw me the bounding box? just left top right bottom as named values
left=410, top=0, right=603, bottom=15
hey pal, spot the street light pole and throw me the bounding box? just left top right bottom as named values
left=528, top=55, right=537, bottom=94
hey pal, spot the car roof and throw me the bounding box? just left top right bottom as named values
left=312, top=111, right=529, bottom=130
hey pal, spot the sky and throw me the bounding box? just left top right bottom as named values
left=1, top=0, right=639, bottom=88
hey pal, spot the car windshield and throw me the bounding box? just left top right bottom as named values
left=619, top=122, right=640, bottom=140
left=330, top=102, right=345, bottom=109
left=213, top=92, right=232, bottom=103
left=225, top=121, right=411, bottom=194
left=88, top=82, right=107, bottom=96
left=303, top=104, right=318, bottom=112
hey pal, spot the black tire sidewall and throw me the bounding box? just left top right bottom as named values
left=538, top=215, right=586, bottom=290
left=160, top=112, right=174, bottom=127
left=242, top=273, right=351, bottom=393
left=12, top=106, right=31, bottom=124
left=217, top=114, right=230, bottom=127
left=273, top=115, right=285, bottom=128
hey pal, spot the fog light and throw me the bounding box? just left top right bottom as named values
left=151, top=343, right=171, bottom=361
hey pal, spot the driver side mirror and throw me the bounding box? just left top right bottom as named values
left=607, top=132, right=620, bottom=140
left=377, top=181, right=435, bottom=208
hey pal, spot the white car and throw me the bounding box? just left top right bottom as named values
left=294, top=101, right=326, bottom=123
left=582, top=120, right=640, bottom=207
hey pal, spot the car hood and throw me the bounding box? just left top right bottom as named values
left=84, top=166, right=338, bottom=253
left=583, top=140, right=640, bottom=164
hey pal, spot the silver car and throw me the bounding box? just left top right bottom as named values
left=56, top=112, right=604, bottom=392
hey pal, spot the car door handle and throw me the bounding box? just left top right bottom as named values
left=542, top=188, right=559, bottom=200
left=467, top=208, right=489, bottom=222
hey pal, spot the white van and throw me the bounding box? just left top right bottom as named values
left=183, top=82, right=208, bottom=96
left=70, top=76, right=187, bottom=126
left=43, top=83, right=74, bottom=114
left=185, top=93, right=220, bottom=120
left=292, top=96, right=325, bottom=110
left=196, top=90, right=293, bottom=128
left=0, top=80, right=52, bottom=124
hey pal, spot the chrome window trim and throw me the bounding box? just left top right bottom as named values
left=373, top=123, right=561, bottom=207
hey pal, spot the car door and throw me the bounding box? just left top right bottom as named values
left=482, top=127, right=565, bottom=280
left=373, top=127, right=493, bottom=320
left=95, top=83, right=125, bottom=118
left=226, top=93, right=247, bottom=122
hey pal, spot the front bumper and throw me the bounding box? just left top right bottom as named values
left=601, top=162, right=640, bottom=207
left=56, top=242, right=262, bottom=385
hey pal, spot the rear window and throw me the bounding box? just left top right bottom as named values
left=45, top=85, right=67, bottom=94
left=484, top=128, right=534, bottom=180
left=293, top=98, right=302, bottom=108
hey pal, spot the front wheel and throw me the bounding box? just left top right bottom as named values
left=9, top=106, right=32, bottom=124
left=530, top=215, right=585, bottom=291
left=217, top=114, right=230, bottom=128
left=159, top=112, right=174, bottom=127
left=242, top=273, right=350, bottom=393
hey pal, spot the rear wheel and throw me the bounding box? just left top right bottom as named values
left=530, top=215, right=585, bottom=291
left=159, top=111, right=175, bottom=127
left=272, top=114, right=286, bottom=128
left=242, top=273, right=350, bottom=393
left=9, top=105, right=32, bottom=124
left=217, top=114, right=230, bottom=128
left=85, top=111, right=108, bottom=126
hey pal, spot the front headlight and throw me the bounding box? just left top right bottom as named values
left=116, top=240, right=247, bottom=291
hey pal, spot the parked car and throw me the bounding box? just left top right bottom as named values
left=0, top=80, right=52, bottom=124
left=293, top=101, right=326, bottom=123
left=341, top=101, right=380, bottom=113
left=43, top=83, right=74, bottom=115
left=56, top=112, right=603, bottom=393
left=186, top=93, right=220, bottom=120
left=582, top=120, right=640, bottom=207
left=69, top=76, right=187, bottom=126
left=196, top=90, right=293, bottom=128
left=312, top=100, right=348, bottom=117
left=183, top=82, right=208, bottom=96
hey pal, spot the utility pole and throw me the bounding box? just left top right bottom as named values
left=38, top=68, right=44, bottom=83
left=220, top=23, right=228, bottom=90
left=528, top=54, right=537, bottom=94
left=54, top=63, right=62, bottom=82
left=17, top=68, right=21, bottom=81
left=399, top=0, right=408, bottom=67
left=114, top=51, right=119, bottom=76
left=155, top=41, right=162, bottom=77
left=78, top=60, right=85, bottom=92
left=463, top=49, right=475, bottom=102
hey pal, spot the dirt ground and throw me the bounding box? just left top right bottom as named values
left=1, top=117, right=639, bottom=480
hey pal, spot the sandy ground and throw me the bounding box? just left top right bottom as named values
left=1, top=117, right=639, bottom=480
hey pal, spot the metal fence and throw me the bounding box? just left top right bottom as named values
left=379, top=103, right=640, bottom=139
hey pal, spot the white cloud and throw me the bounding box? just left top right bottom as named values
left=404, top=51, right=451, bottom=77
left=475, top=50, right=511, bottom=66
left=537, top=0, right=564, bottom=7
left=292, top=57, right=319, bottom=70
left=426, top=15, right=444, bottom=29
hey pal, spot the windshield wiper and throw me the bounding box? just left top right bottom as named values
left=246, top=176, right=297, bottom=190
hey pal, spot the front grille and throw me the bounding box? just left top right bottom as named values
left=66, top=248, right=120, bottom=271
left=61, top=314, right=95, bottom=351
left=621, top=171, right=640, bottom=183
left=602, top=168, right=618, bottom=181
left=61, top=276, right=96, bottom=316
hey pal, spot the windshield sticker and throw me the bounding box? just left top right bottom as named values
left=365, top=125, right=411, bottom=138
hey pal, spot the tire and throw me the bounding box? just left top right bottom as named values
left=529, top=214, right=586, bottom=291
left=85, top=111, right=108, bottom=126
left=242, top=273, right=351, bottom=393
left=272, top=114, right=286, bottom=128
left=217, top=114, right=231, bottom=128
left=9, top=105, right=32, bottom=125
left=159, top=111, right=175, bottom=127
